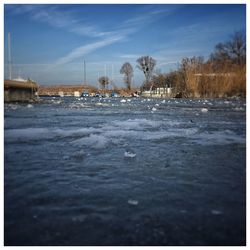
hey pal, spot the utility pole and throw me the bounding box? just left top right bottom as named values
left=8, top=32, right=12, bottom=80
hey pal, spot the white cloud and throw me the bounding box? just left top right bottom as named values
left=55, top=35, right=125, bottom=65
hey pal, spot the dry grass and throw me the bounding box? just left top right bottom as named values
left=175, top=57, right=246, bottom=98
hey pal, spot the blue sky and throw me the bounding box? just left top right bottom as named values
left=4, top=4, right=246, bottom=87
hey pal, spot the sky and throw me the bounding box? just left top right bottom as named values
left=4, top=4, right=246, bottom=87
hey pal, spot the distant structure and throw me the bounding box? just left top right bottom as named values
left=38, top=85, right=97, bottom=97
left=141, top=87, right=173, bottom=98
left=4, top=79, right=38, bottom=102
left=4, top=32, right=38, bottom=102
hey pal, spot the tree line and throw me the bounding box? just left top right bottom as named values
left=98, top=31, right=246, bottom=97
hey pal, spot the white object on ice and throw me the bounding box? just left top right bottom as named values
left=201, top=108, right=208, bottom=112
left=152, top=107, right=157, bottom=111
left=27, top=104, right=33, bottom=108
left=120, top=99, right=126, bottom=103
left=128, top=199, right=139, bottom=205
left=211, top=210, right=222, bottom=215
left=124, top=151, right=136, bottom=158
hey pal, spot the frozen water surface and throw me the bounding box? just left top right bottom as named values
left=4, top=97, right=246, bottom=246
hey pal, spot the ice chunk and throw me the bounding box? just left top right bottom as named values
left=120, top=99, right=126, bottom=103
left=124, top=151, right=136, bottom=158
left=201, top=108, right=208, bottom=112
left=152, top=107, right=157, bottom=111
left=27, top=104, right=33, bottom=108
left=128, top=199, right=139, bottom=205
left=73, top=134, right=109, bottom=149
left=234, top=107, right=243, bottom=111
left=211, top=210, right=223, bottom=215
left=9, top=104, right=18, bottom=110
left=180, top=209, right=187, bottom=213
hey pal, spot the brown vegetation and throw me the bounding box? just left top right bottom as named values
left=141, top=31, right=246, bottom=98
left=38, top=84, right=97, bottom=95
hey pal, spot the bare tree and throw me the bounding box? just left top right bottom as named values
left=227, top=31, right=246, bottom=65
left=120, top=62, right=133, bottom=90
left=98, top=76, right=109, bottom=91
left=136, top=56, right=156, bottom=93
left=210, top=31, right=246, bottom=65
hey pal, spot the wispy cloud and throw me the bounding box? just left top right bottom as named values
left=55, top=35, right=124, bottom=65
left=8, top=5, right=112, bottom=38
left=8, top=4, right=179, bottom=65
left=53, top=5, right=176, bottom=65
left=119, top=5, right=178, bottom=30
left=119, top=54, right=141, bottom=59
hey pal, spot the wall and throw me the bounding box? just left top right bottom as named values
left=4, top=80, right=38, bottom=102
left=4, top=88, right=36, bottom=102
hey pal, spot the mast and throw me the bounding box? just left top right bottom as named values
left=97, top=71, right=100, bottom=90
left=111, top=64, right=114, bottom=90
left=83, top=59, right=86, bottom=85
left=8, top=32, right=12, bottom=80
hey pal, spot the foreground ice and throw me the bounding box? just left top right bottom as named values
left=4, top=97, right=246, bottom=246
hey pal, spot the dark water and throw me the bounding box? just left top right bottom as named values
left=4, top=97, right=246, bottom=246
